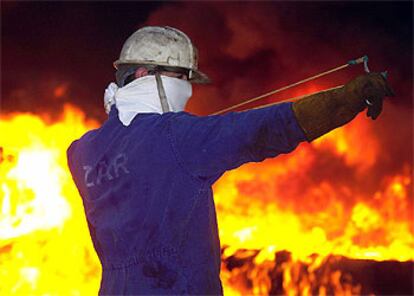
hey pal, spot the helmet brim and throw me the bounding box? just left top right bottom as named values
left=113, top=60, right=211, bottom=84
left=190, top=69, right=211, bottom=84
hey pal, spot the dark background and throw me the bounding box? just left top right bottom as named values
left=1, top=2, right=412, bottom=117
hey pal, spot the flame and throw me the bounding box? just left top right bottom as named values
left=0, top=105, right=412, bottom=295
left=214, top=114, right=413, bottom=294
left=0, top=105, right=101, bottom=295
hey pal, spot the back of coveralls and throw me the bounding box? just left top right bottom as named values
left=67, top=102, right=305, bottom=295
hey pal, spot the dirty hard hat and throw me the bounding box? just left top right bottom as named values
left=114, top=26, right=210, bottom=84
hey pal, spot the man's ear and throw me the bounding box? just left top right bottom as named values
left=135, top=67, right=149, bottom=79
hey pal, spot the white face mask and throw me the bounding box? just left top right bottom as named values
left=104, top=75, right=192, bottom=126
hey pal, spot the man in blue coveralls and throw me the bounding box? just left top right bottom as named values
left=67, top=26, right=394, bottom=295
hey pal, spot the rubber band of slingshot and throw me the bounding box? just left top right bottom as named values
left=211, top=55, right=368, bottom=115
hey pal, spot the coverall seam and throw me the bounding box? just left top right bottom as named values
left=166, top=115, right=207, bottom=187
left=165, top=115, right=212, bottom=269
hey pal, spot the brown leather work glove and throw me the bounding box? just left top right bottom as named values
left=292, top=72, right=395, bottom=141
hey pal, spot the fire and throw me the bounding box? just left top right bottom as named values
left=0, top=105, right=412, bottom=295
left=214, top=114, right=413, bottom=294
left=0, top=105, right=101, bottom=295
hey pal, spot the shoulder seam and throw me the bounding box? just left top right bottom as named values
left=166, top=115, right=205, bottom=186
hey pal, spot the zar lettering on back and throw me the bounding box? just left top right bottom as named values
left=83, top=153, right=130, bottom=188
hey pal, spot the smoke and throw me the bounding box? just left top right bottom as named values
left=145, top=2, right=412, bottom=113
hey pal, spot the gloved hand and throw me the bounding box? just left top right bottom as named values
left=344, top=72, right=395, bottom=120
left=292, top=72, right=395, bottom=141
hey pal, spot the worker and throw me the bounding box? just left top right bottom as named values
left=66, top=26, right=394, bottom=295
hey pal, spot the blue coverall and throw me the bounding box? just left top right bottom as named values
left=67, top=103, right=306, bottom=295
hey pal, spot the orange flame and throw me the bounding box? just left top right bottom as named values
left=0, top=104, right=412, bottom=295
left=214, top=113, right=413, bottom=294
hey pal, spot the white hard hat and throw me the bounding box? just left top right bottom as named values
left=114, top=26, right=210, bottom=84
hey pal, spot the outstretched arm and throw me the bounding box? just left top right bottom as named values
left=170, top=102, right=306, bottom=180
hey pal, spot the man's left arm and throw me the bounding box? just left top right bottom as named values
left=170, top=102, right=306, bottom=180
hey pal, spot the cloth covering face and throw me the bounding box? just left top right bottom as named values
left=104, top=76, right=192, bottom=125
left=67, top=103, right=306, bottom=295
